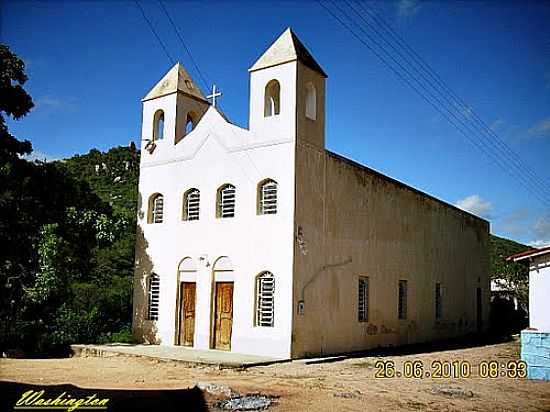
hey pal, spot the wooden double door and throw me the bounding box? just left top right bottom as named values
left=177, top=281, right=234, bottom=351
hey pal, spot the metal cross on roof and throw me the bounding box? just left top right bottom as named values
left=207, top=84, right=222, bottom=107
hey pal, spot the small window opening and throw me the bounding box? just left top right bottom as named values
left=153, top=110, right=164, bottom=141
left=185, top=111, right=197, bottom=135
left=305, top=82, right=317, bottom=120
left=147, top=273, right=160, bottom=321
left=398, top=280, right=408, bottom=320
left=435, top=282, right=442, bottom=320
left=264, top=80, right=280, bottom=117
left=358, top=277, right=369, bottom=322
left=256, top=271, right=275, bottom=327
left=148, top=193, right=164, bottom=224
left=217, top=184, right=236, bottom=218
left=258, top=179, right=278, bottom=215
left=183, top=189, right=200, bottom=221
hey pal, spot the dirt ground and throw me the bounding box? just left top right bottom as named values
left=1, top=338, right=549, bottom=411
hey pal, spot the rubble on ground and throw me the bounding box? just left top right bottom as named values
left=431, top=385, right=474, bottom=398
left=215, top=394, right=276, bottom=411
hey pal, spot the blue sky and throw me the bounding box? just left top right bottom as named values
left=3, top=0, right=550, bottom=246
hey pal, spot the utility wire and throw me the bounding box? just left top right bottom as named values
left=317, top=0, right=550, bottom=208
left=134, top=0, right=175, bottom=65
left=324, top=0, right=518, bottom=186
left=336, top=0, right=550, bottom=206
left=354, top=0, right=550, bottom=195
left=136, top=1, right=258, bottom=180
left=157, top=0, right=211, bottom=92
left=319, top=0, right=550, bottom=207
left=344, top=0, right=550, bottom=205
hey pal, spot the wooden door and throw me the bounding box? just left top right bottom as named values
left=213, top=282, right=233, bottom=350
left=178, top=282, right=196, bottom=346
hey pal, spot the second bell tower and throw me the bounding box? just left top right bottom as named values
left=248, top=28, right=327, bottom=150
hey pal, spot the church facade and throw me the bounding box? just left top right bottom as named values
left=132, top=28, right=490, bottom=359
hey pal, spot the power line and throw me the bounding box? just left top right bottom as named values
left=133, top=0, right=174, bottom=65
left=135, top=1, right=259, bottom=181
left=322, top=0, right=550, bottom=207
left=156, top=0, right=210, bottom=92
left=354, top=0, right=550, bottom=196
left=317, top=0, right=550, bottom=208
left=321, top=0, right=516, bottom=184
left=333, top=0, right=550, bottom=206
left=343, top=0, right=550, bottom=205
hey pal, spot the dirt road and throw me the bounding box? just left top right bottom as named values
left=1, top=339, right=549, bottom=411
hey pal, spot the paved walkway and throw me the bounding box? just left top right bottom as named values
left=71, top=344, right=288, bottom=368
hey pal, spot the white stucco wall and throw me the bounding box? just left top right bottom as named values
left=249, top=61, right=297, bottom=141
left=134, top=105, right=296, bottom=359
left=529, top=254, right=550, bottom=333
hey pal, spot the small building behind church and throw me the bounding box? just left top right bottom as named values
left=508, top=247, right=550, bottom=381
left=132, top=28, right=490, bottom=359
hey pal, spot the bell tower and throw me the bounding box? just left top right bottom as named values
left=141, top=63, right=209, bottom=153
left=248, top=28, right=327, bottom=149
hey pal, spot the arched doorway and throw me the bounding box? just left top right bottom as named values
left=176, top=257, right=197, bottom=346
left=211, top=256, right=234, bottom=350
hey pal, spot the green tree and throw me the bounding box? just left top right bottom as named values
left=0, top=44, right=34, bottom=158
left=0, top=44, right=36, bottom=353
left=0, top=45, right=133, bottom=354
left=490, top=234, right=531, bottom=309
left=21, top=210, right=128, bottom=353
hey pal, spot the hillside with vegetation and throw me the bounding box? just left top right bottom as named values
left=60, top=145, right=139, bottom=221
left=0, top=43, right=141, bottom=355
left=490, top=234, right=532, bottom=278
left=0, top=143, right=140, bottom=355
left=489, top=234, right=531, bottom=310
left=58, top=145, right=140, bottom=284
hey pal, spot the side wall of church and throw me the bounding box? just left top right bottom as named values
left=291, top=146, right=490, bottom=358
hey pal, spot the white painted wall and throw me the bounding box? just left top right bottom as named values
left=142, top=94, right=178, bottom=146
left=249, top=61, right=297, bottom=141
left=137, top=105, right=296, bottom=358
left=529, top=255, right=550, bottom=333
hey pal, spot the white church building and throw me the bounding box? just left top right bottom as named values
left=132, top=28, right=490, bottom=359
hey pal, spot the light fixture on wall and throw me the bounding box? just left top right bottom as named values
left=142, top=138, right=156, bottom=154
left=199, top=255, right=210, bottom=267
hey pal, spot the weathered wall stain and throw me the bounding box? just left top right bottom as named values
left=292, top=142, right=490, bottom=358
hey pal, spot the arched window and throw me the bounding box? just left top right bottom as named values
left=185, top=111, right=197, bottom=135
left=264, top=80, right=280, bottom=117
left=153, top=110, right=164, bottom=141
left=217, top=184, right=236, bottom=218
left=147, top=273, right=160, bottom=321
left=258, top=179, right=278, bottom=215
left=148, top=193, right=164, bottom=224
left=256, top=271, right=275, bottom=327
left=305, top=82, right=316, bottom=120
left=182, top=188, right=200, bottom=221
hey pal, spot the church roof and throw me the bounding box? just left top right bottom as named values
left=249, top=28, right=327, bottom=77
left=142, top=63, right=208, bottom=102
